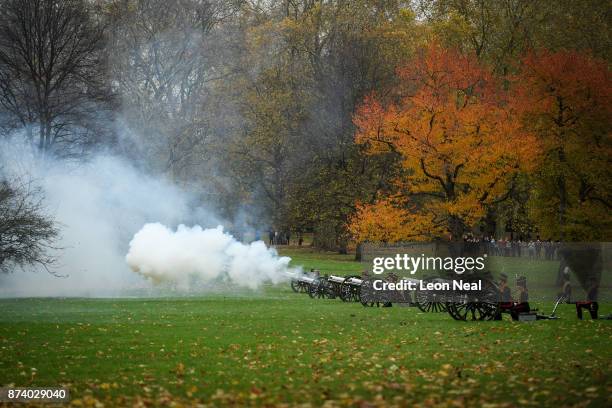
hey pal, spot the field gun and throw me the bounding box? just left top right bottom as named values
left=288, top=271, right=319, bottom=294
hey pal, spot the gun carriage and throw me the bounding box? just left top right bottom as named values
left=307, top=275, right=333, bottom=299
left=444, top=278, right=500, bottom=321
left=290, top=272, right=567, bottom=321
left=326, top=275, right=346, bottom=298
left=290, top=275, right=317, bottom=293
left=307, top=275, right=364, bottom=301
left=291, top=272, right=503, bottom=319
left=340, top=276, right=363, bottom=302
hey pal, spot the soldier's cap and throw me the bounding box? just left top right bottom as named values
left=499, top=273, right=508, bottom=281
left=517, top=276, right=527, bottom=285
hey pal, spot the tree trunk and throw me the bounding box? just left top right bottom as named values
left=448, top=215, right=464, bottom=242
left=355, top=242, right=363, bottom=261
left=557, top=175, right=567, bottom=240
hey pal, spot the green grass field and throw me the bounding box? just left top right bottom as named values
left=0, top=248, right=610, bottom=407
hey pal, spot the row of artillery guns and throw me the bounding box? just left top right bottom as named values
left=287, top=271, right=509, bottom=321
left=288, top=243, right=608, bottom=321
left=290, top=272, right=365, bottom=303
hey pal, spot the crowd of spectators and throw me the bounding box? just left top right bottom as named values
left=464, top=235, right=561, bottom=260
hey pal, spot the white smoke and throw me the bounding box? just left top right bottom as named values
left=0, top=139, right=297, bottom=296
left=126, top=223, right=297, bottom=290
left=0, top=140, right=227, bottom=297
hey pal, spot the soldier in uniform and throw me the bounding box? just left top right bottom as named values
left=510, top=276, right=530, bottom=320
left=575, top=277, right=599, bottom=319
left=495, top=273, right=512, bottom=320
left=499, top=273, right=512, bottom=302
left=559, top=267, right=572, bottom=302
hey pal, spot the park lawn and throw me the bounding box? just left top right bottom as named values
left=0, top=249, right=609, bottom=407
left=277, top=247, right=363, bottom=276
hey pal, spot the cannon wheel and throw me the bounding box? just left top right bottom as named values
left=447, top=301, right=499, bottom=321
left=290, top=279, right=301, bottom=293
left=308, top=279, right=324, bottom=298
left=340, top=275, right=362, bottom=302
left=446, top=280, right=499, bottom=321
left=358, top=278, right=393, bottom=307
left=416, top=298, right=447, bottom=313
left=291, top=280, right=310, bottom=293
left=415, top=277, right=447, bottom=313
left=359, top=279, right=380, bottom=307
left=308, top=278, right=334, bottom=299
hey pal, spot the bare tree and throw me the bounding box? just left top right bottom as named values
left=0, top=175, right=59, bottom=273
left=107, top=0, right=240, bottom=182
left=0, top=0, right=110, bottom=156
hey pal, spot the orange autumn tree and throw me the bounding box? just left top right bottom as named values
left=513, top=50, right=612, bottom=240
left=349, top=44, right=538, bottom=242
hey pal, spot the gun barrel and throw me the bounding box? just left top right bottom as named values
left=328, top=275, right=346, bottom=284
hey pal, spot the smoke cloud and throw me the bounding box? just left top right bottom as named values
left=126, top=223, right=297, bottom=290
left=0, top=140, right=291, bottom=297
